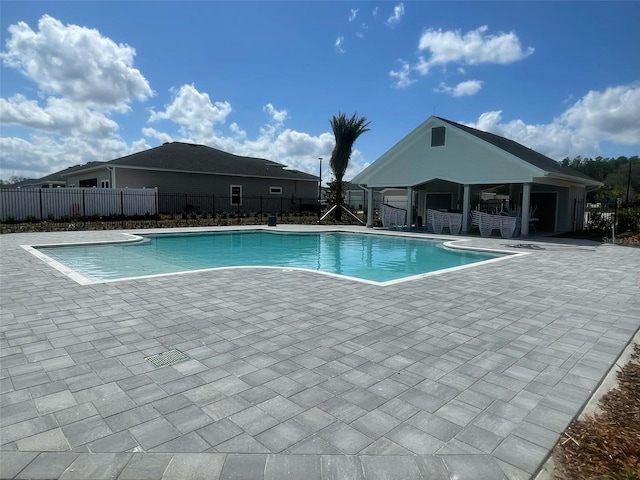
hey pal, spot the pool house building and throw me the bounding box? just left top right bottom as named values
left=351, top=116, right=602, bottom=236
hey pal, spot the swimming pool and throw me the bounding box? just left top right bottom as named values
left=33, top=230, right=513, bottom=285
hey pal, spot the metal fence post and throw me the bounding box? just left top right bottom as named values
left=39, top=189, right=44, bottom=221
left=82, top=189, right=87, bottom=227
left=120, top=190, right=125, bottom=227
left=212, top=194, right=215, bottom=225
left=280, top=197, right=283, bottom=220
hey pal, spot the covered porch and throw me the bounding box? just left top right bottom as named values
left=367, top=178, right=583, bottom=237
left=352, top=116, right=602, bottom=237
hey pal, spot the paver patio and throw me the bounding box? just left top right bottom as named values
left=1, top=226, right=638, bottom=480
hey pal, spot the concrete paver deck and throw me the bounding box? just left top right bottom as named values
left=1, top=226, right=638, bottom=479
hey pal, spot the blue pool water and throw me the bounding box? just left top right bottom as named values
left=37, top=231, right=507, bottom=283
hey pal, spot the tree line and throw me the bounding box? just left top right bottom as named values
left=562, top=155, right=639, bottom=202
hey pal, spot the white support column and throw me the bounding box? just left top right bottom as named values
left=406, top=186, right=413, bottom=229
left=418, top=190, right=425, bottom=229
left=366, top=187, right=374, bottom=228
left=109, top=167, right=117, bottom=189
left=521, top=183, right=531, bottom=236
left=462, top=184, right=471, bottom=233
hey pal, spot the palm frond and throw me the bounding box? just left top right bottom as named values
left=328, top=112, right=370, bottom=221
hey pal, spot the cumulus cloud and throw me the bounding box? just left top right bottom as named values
left=140, top=84, right=338, bottom=178
left=0, top=15, right=157, bottom=178
left=417, top=25, right=534, bottom=74
left=1, top=15, right=152, bottom=111
left=0, top=94, right=119, bottom=137
left=0, top=133, right=148, bottom=178
left=465, top=84, right=640, bottom=159
left=149, top=84, right=232, bottom=140
left=263, top=103, right=288, bottom=124
left=560, top=85, right=640, bottom=145
left=435, top=80, right=483, bottom=97
left=349, top=9, right=358, bottom=22
left=386, top=3, right=405, bottom=27
left=335, top=36, right=346, bottom=54
left=389, top=61, right=416, bottom=89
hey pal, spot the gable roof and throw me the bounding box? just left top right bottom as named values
left=9, top=162, right=106, bottom=188
left=83, top=142, right=317, bottom=181
left=352, top=115, right=602, bottom=188
left=436, top=117, right=598, bottom=183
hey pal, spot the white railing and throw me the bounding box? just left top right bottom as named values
left=0, top=188, right=157, bottom=222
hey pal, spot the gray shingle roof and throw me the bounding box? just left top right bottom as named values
left=11, top=162, right=105, bottom=187
left=105, top=142, right=317, bottom=181
left=437, top=117, right=599, bottom=183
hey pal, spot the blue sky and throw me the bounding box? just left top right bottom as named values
left=1, top=1, right=639, bottom=182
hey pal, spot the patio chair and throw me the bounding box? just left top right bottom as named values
left=499, top=215, right=519, bottom=238
left=529, top=205, right=539, bottom=233
left=427, top=209, right=445, bottom=233
left=472, top=210, right=497, bottom=237
left=447, top=212, right=463, bottom=235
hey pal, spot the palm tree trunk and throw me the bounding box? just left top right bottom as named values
left=335, top=176, right=343, bottom=221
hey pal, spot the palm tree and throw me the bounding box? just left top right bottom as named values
left=329, top=112, right=371, bottom=221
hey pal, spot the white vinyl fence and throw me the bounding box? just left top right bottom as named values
left=0, top=188, right=157, bottom=222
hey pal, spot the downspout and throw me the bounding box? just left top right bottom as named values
left=107, top=166, right=116, bottom=189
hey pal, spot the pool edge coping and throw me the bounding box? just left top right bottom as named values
left=20, top=225, right=531, bottom=287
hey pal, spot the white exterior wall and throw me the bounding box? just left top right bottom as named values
left=363, top=123, right=537, bottom=187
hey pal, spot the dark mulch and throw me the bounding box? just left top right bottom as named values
left=553, top=343, right=640, bottom=479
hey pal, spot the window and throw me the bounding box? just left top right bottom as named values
left=79, top=178, right=98, bottom=187
left=431, top=126, right=446, bottom=147
left=230, top=185, right=242, bottom=206
left=270, top=187, right=282, bottom=195
left=101, top=180, right=110, bottom=188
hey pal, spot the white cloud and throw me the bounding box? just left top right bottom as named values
left=263, top=103, right=288, bottom=123
left=1, top=15, right=152, bottom=112
left=140, top=127, right=173, bottom=145
left=229, top=122, right=247, bottom=140
left=349, top=9, right=358, bottom=22
left=464, top=84, right=640, bottom=159
left=386, top=3, right=405, bottom=27
left=356, top=23, right=368, bottom=39
left=389, top=61, right=416, bottom=88
left=140, top=85, right=339, bottom=179
left=0, top=133, right=148, bottom=179
left=0, top=94, right=119, bottom=136
left=435, top=79, right=483, bottom=97
left=560, top=85, right=640, bottom=145
left=417, top=25, right=534, bottom=75
left=0, top=14, right=154, bottom=178
left=149, top=84, right=232, bottom=139
left=372, top=7, right=379, bottom=17
left=335, top=36, right=346, bottom=54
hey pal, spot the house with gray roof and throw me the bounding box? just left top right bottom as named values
left=60, top=142, right=319, bottom=210
left=351, top=115, right=602, bottom=235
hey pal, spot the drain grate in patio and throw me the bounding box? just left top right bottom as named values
left=145, top=349, right=190, bottom=368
